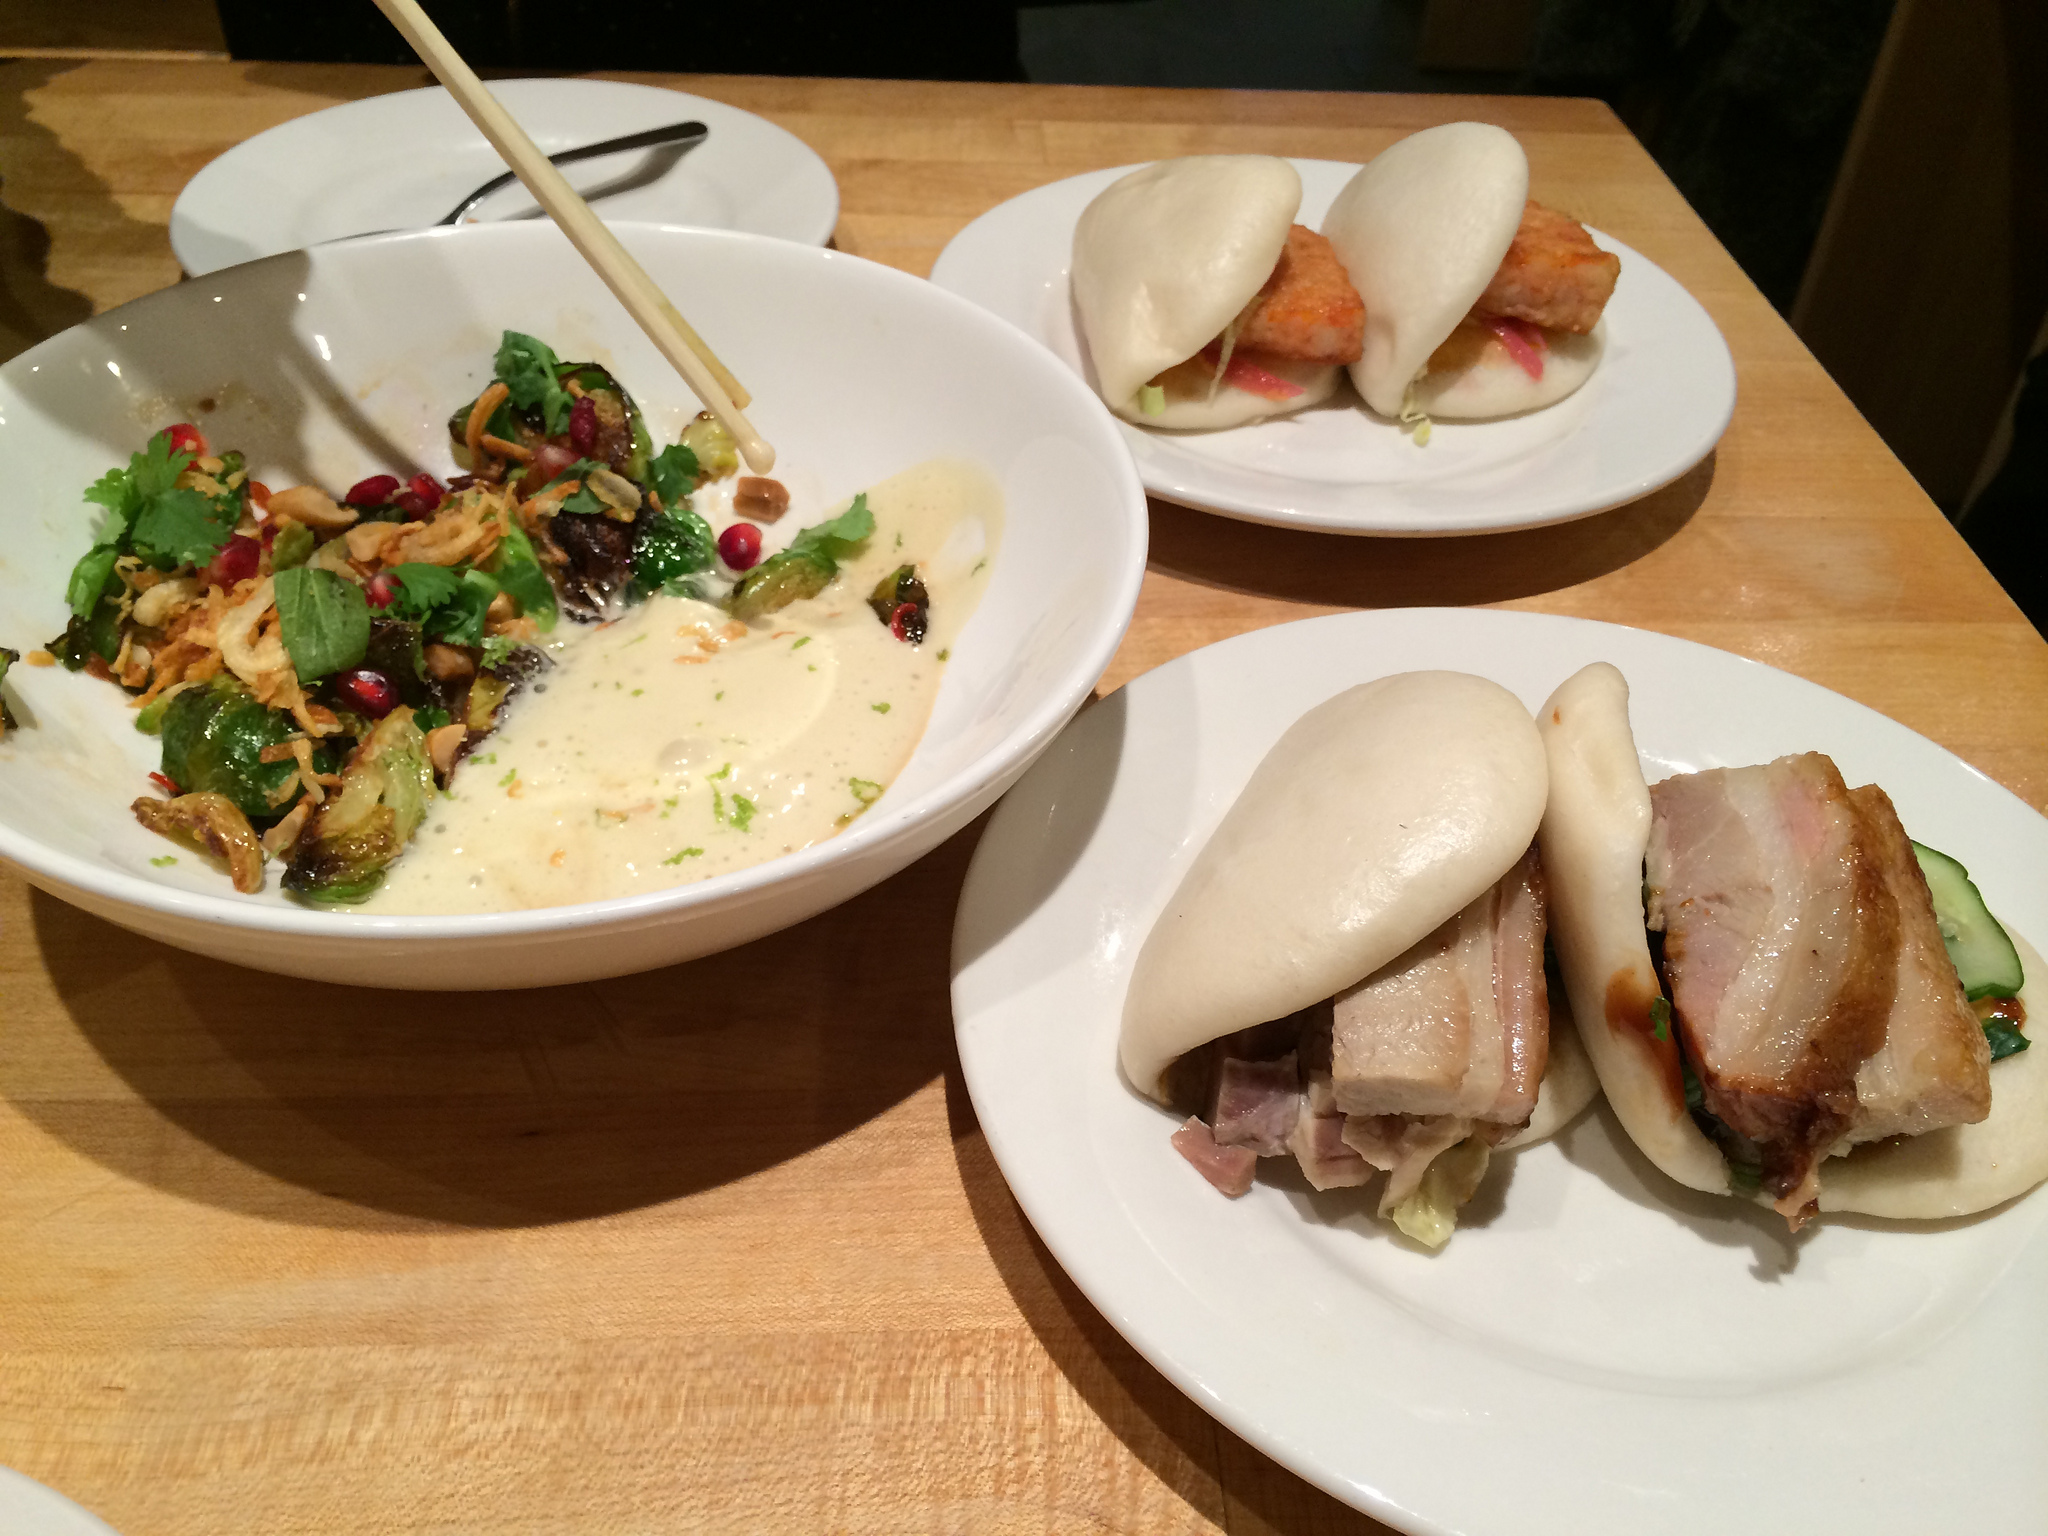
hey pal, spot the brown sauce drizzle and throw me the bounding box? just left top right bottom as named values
left=1605, top=968, right=1687, bottom=1112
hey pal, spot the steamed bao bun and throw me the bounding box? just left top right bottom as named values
left=1071, top=155, right=1342, bottom=428
left=1322, top=122, right=1605, bottom=421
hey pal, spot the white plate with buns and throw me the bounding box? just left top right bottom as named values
left=932, top=160, right=1736, bottom=537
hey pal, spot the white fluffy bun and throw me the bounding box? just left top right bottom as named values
left=1120, top=672, right=1548, bottom=1101
left=1537, top=660, right=2048, bottom=1219
left=1071, top=155, right=1333, bottom=426
left=1414, top=322, right=1604, bottom=420
left=1321, top=123, right=1528, bottom=417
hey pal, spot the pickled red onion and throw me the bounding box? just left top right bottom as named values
left=1220, top=353, right=1304, bottom=401
left=1481, top=315, right=1547, bottom=380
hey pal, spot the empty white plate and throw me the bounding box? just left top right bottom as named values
left=171, top=77, right=839, bottom=276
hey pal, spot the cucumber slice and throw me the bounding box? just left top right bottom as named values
left=1912, top=841, right=2025, bottom=1000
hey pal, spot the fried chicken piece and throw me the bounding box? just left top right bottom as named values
left=1472, top=201, right=1619, bottom=336
left=1236, top=224, right=1366, bottom=365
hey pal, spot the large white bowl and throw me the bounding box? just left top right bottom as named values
left=0, top=224, right=1148, bottom=989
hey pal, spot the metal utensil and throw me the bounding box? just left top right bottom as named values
left=436, top=119, right=710, bottom=225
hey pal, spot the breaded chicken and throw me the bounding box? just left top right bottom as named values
left=1235, top=224, right=1366, bottom=365
left=1472, top=201, right=1619, bottom=336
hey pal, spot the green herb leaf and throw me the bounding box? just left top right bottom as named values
left=662, top=846, right=705, bottom=865
left=730, top=794, right=756, bottom=832
left=414, top=705, right=452, bottom=732
left=269, top=520, right=316, bottom=572
left=274, top=566, right=371, bottom=680
left=130, top=487, right=235, bottom=569
left=479, top=635, right=521, bottom=670
left=1649, top=995, right=1672, bottom=1044
left=385, top=563, right=462, bottom=611
left=487, top=524, right=557, bottom=631
left=647, top=442, right=701, bottom=508
left=494, top=331, right=574, bottom=435
left=386, top=563, right=498, bottom=647
left=65, top=545, right=121, bottom=619
left=848, top=778, right=882, bottom=806
left=1985, top=1019, right=2031, bottom=1062
left=787, top=493, right=875, bottom=562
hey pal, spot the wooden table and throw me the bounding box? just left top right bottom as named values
left=2, top=61, right=2043, bottom=1536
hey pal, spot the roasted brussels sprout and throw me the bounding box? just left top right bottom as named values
left=282, top=707, right=434, bottom=903
left=159, top=679, right=308, bottom=819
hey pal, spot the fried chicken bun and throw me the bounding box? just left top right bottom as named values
left=1121, top=672, right=1600, bottom=1248
left=1071, top=156, right=1363, bottom=428
left=1537, top=662, right=2046, bottom=1229
left=1322, top=123, right=1618, bottom=422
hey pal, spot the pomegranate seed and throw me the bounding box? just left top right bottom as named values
left=888, top=601, right=926, bottom=644
left=568, top=395, right=598, bottom=456
left=164, top=423, right=206, bottom=456
left=717, top=521, right=762, bottom=572
left=203, top=535, right=261, bottom=591
left=366, top=572, right=398, bottom=610
left=148, top=770, right=181, bottom=796
left=407, top=473, right=444, bottom=513
left=332, top=668, right=399, bottom=718
left=393, top=491, right=432, bottom=520
left=345, top=474, right=400, bottom=507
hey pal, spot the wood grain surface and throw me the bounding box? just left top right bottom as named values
left=1, top=60, right=2044, bottom=1536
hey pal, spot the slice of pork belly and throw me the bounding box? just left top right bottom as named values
left=1647, top=753, right=1900, bottom=1212
left=1288, top=1010, right=1373, bottom=1189
left=1329, top=845, right=1548, bottom=1126
left=1841, top=784, right=1991, bottom=1142
left=1212, top=1052, right=1301, bottom=1155
left=1172, top=1117, right=1258, bottom=1197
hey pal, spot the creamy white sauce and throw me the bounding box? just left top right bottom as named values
left=371, top=459, right=1000, bottom=913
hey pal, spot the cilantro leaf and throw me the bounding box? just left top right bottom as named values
left=788, top=493, right=875, bottom=562
left=274, top=567, right=371, bottom=680
left=478, top=634, right=522, bottom=670
left=386, top=563, right=497, bottom=647
left=494, top=331, right=574, bottom=435
left=129, top=487, right=236, bottom=569
left=647, top=442, right=700, bottom=508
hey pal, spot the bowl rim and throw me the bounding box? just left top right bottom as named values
left=0, top=220, right=1149, bottom=938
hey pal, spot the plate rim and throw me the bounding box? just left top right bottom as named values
left=930, top=158, right=1738, bottom=538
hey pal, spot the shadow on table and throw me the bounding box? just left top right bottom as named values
left=945, top=1071, right=1401, bottom=1535
left=1148, top=451, right=1715, bottom=609
left=16, top=825, right=982, bottom=1232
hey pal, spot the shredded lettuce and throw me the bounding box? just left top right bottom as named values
left=1387, top=1137, right=1491, bottom=1249
left=1398, top=382, right=1433, bottom=447
left=1138, top=384, right=1166, bottom=418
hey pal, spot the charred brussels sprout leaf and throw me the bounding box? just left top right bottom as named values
left=728, top=550, right=835, bottom=621
left=159, top=680, right=305, bottom=819
left=678, top=414, right=739, bottom=483
left=362, top=619, right=430, bottom=706
left=487, top=524, right=557, bottom=631
left=283, top=709, right=433, bottom=903
left=633, top=505, right=717, bottom=598
left=866, top=564, right=929, bottom=643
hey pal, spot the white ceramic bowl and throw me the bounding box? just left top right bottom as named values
left=0, top=223, right=1148, bottom=989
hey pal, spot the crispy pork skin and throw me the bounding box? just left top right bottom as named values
left=1647, top=754, right=1900, bottom=1215
left=1172, top=1117, right=1259, bottom=1197
left=1843, top=785, right=1992, bottom=1142
left=1212, top=1053, right=1301, bottom=1155
left=1329, top=847, right=1548, bottom=1126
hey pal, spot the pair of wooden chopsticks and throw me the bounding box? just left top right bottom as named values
left=370, top=0, right=775, bottom=474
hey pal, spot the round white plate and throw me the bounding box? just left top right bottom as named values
left=0, top=1468, right=120, bottom=1535
left=930, top=160, right=1737, bottom=536
left=952, top=609, right=2047, bottom=1536
left=171, top=77, right=839, bottom=276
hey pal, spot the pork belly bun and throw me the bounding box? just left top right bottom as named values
left=1121, top=671, right=1599, bottom=1248
left=1071, top=155, right=1362, bottom=428
left=1321, top=123, right=1617, bottom=423
left=1538, top=662, right=2045, bottom=1230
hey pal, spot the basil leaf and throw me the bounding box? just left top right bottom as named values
left=274, top=566, right=370, bottom=680
left=130, top=487, right=235, bottom=569
left=494, top=330, right=573, bottom=435
left=65, top=545, right=121, bottom=619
